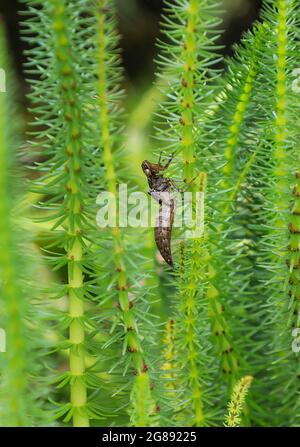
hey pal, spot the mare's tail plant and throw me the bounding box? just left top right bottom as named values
left=224, top=376, right=253, bottom=427
left=23, top=0, right=107, bottom=426
left=198, top=21, right=270, bottom=423
left=94, top=0, right=158, bottom=426
left=199, top=0, right=300, bottom=426
left=153, top=0, right=300, bottom=427
left=154, top=0, right=224, bottom=426
left=249, top=0, right=300, bottom=425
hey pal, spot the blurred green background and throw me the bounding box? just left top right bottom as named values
left=1, top=0, right=262, bottom=99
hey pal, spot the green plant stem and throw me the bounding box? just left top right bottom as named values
left=161, top=319, right=176, bottom=393
left=274, top=0, right=288, bottom=218
left=205, top=30, right=265, bottom=385
left=129, top=372, right=158, bottom=427
left=222, top=48, right=259, bottom=188
left=96, top=2, right=145, bottom=375
left=175, top=1, right=208, bottom=425
left=180, top=0, right=199, bottom=184
left=274, top=0, right=300, bottom=368
left=96, top=3, right=158, bottom=425
left=224, top=376, right=253, bottom=427
left=50, top=0, right=88, bottom=426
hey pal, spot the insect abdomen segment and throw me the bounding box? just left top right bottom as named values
left=151, top=190, right=175, bottom=267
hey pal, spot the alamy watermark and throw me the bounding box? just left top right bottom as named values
left=96, top=184, right=205, bottom=239
left=292, top=328, right=300, bottom=353
left=0, top=328, right=6, bottom=353
left=292, top=68, right=300, bottom=94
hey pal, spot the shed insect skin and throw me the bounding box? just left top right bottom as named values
left=142, top=154, right=175, bottom=267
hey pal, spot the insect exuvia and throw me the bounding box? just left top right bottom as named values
left=142, top=153, right=175, bottom=267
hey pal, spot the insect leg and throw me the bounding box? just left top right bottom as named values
left=157, top=150, right=163, bottom=165
left=162, top=153, right=174, bottom=170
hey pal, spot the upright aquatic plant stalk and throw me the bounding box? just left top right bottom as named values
left=96, top=1, right=156, bottom=424
left=273, top=0, right=300, bottom=334
left=222, top=38, right=260, bottom=188
left=156, top=0, right=222, bottom=426
left=180, top=0, right=200, bottom=184
left=161, top=319, right=176, bottom=392
left=96, top=0, right=143, bottom=373
left=274, top=0, right=288, bottom=199
left=206, top=32, right=263, bottom=382
left=263, top=0, right=300, bottom=424
left=175, top=174, right=211, bottom=426
left=224, top=376, right=253, bottom=427
left=215, top=0, right=300, bottom=425
left=23, top=0, right=107, bottom=426
left=199, top=24, right=269, bottom=401
left=178, top=5, right=207, bottom=424
left=129, top=372, right=159, bottom=427
left=167, top=0, right=238, bottom=402
left=51, top=0, right=88, bottom=427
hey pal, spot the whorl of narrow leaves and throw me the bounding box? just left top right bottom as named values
left=94, top=0, right=156, bottom=421
left=224, top=376, right=253, bottom=427
left=156, top=0, right=222, bottom=177
left=161, top=319, right=176, bottom=393
left=23, top=0, right=105, bottom=426
left=200, top=24, right=268, bottom=395
left=129, top=373, right=159, bottom=427
left=254, top=0, right=300, bottom=426
left=173, top=174, right=220, bottom=426
left=209, top=0, right=300, bottom=426
left=155, top=0, right=222, bottom=426
left=96, top=0, right=143, bottom=375
left=201, top=0, right=300, bottom=426
left=221, top=29, right=263, bottom=189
